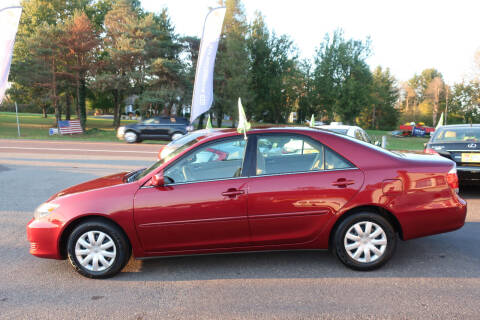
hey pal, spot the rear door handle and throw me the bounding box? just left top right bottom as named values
left=222, top=189, right=245, bottom=198
left=332, top=178, right=355, bottom=188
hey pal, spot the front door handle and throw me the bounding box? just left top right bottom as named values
left=332, top=178, right=355, bottom=188
left=222, top=188, right=245, bottom=198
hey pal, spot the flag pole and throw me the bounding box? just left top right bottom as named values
left=15, top=101, right=20, bottom=136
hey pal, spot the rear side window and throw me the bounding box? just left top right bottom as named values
left=256, top=134, right=354, bottom=176
left=159, top=117, right=172, bottom=124
left=354, top=129, right=363, bottom=140
left=175, top=117, right=189, bottom=124
left=325, top=148, right=354, bottom=169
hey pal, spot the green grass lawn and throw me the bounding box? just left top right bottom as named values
left=366, top=130, right=428, bottom=151
left=0, top=112, right=428, bottom=150
left=0, top=112, right=164, bottom=143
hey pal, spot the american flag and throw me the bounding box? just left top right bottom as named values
left=58, top=120, right=83, bottom=135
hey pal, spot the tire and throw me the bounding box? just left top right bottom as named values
left=171, top=132, right=184, bottom=141
left=333, top=212, right=396, bottom=271
left=67, top=219, right=131, bottom=279
left=124, top=131, right=138, bottom=143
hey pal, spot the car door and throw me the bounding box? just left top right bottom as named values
left=133, top=137, right=251, bottom=252
left=141, top=118, right=161, bottom=138
left=248, top=133, right=364, bottom=245
left=155, top=117, right=175, bottom=138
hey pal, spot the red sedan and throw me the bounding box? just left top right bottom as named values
left=27, top=127, right=467, bottom=278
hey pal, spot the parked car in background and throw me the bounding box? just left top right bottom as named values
left=27, top=127, right=466, bottom=278
left=424, top=124, right=480, bottom=184
left=117, top=116, right=193, bottom=143
left=316, top=123, right=374, bottom=144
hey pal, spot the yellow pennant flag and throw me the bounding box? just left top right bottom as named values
left=309, top=114, right=315, bottom=127
left=435, top=112, right=444, bottom=130
left=205, top=114, right=213, bottom=129
left=237, top=97, right=251, bottom=139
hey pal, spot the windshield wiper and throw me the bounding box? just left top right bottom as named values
left=127, top=168, right=146, bottom=183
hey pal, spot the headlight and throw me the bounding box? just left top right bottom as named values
left=34, top=203, right=60, bottom=219
left=117, top=126, right=126, bottom=137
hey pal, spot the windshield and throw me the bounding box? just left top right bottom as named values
left=128, top=131, right=208, bottom=182
left=433, top=127, right=480, bottom=143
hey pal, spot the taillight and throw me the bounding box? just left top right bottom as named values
left=424, top=148, right=439, bottom=155
left=446, top=166, right=459, bottom=193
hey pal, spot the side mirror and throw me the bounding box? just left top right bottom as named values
left=151, top=173, right=165, bottom=187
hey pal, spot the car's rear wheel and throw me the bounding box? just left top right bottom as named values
left=67, top=220, right=130, bottom=279
left=171, top=132, right=184, bottom=141
left=124, top=131, right=138, bottom=143
left=333, top=212, right=396, bottom=271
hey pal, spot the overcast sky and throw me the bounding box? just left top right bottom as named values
left=140, top=0, right=480, bottom=85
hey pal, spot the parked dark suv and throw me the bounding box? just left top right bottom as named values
left=424, top=124, right=480, bottom=184
left=117, top=116, right=193, bottom=143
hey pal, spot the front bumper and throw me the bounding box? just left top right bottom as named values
left=26, top=218, right=63, bottom=259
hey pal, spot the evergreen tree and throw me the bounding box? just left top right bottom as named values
left=214, top=0, right=251, bottom=127
left=359, top=66, right=399, bottom=130
left=312, top=29, right=372, bottom=124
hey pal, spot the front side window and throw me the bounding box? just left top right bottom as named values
left=164, top=138, right=247, bottom=184
left=143, top=118, right=160, bottom=124
left=256, top=134, right=354, bottom=175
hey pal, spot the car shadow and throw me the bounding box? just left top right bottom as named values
left=114, top=222, right=480, bottom=282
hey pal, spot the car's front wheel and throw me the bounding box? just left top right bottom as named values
left=333, top=212, right=396, bottom=271
left=124, top=131, right=138, bottom=143
left=67, top=219, right=131, bottom=279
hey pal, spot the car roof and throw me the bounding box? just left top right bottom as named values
left=316, top=125, right=360, bottom=130
left=189, top=126, right=340, bottom=142
left=436, top=124, right=480, bottom=128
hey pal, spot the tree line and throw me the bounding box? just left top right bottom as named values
left=4, top=0, right=480, bottom=130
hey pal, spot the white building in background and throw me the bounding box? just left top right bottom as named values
left=124, top=95, right=139, bottom=115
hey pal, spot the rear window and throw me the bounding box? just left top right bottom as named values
left=328, top=128, right=348, bottom=135
left=433, top=127, right=480, bottom=142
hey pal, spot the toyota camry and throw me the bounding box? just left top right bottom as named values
left=27, top=127, right=467, bottom=278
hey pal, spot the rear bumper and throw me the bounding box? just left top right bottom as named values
left=400, top=196, right=467, bottom=240
left=26, top=218, right=63, bottom=259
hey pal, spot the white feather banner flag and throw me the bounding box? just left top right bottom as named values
left=189, top=7, right=226, bottom=124
left=0, top=4, right=22, bottom=104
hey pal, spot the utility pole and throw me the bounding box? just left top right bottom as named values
left=15, top=101, right=20, bottom=136
left=445, top=86, right=449, bottom=125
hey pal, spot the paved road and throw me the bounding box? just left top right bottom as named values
left=0, top=139, right=479, bottom=319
